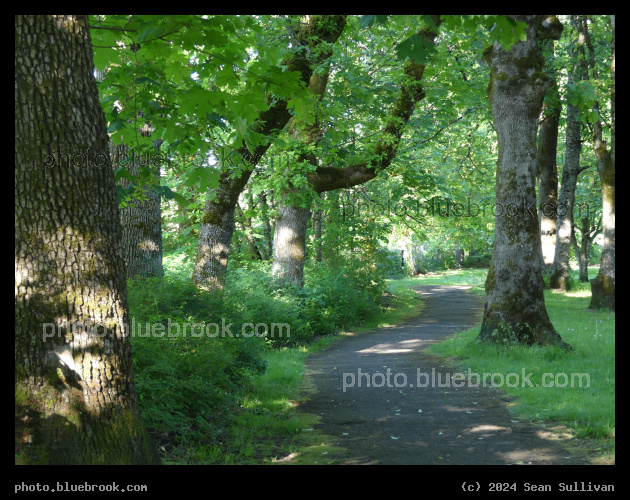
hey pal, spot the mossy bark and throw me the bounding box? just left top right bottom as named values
left=15, top=15, right=158, bottom=464
left=477, top=16, right=569, bottom=348
left=587, top=15, right=615, bottom=311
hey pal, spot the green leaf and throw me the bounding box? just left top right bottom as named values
left=93, top=47, right=119, bottom=70
left=107, top=119, right=125, bottom=133
left=395, top=34, right=436, bottom=65
left=359, top=15, right=389, bottom=29
left=183, top=166, right=220, bottom=191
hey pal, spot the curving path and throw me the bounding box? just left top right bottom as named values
left=297, top=285, right=590, bottom=465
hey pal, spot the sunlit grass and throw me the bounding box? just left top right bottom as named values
left=424, top=266, right=614, bottom=462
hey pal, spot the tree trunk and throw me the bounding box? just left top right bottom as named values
left=236, top=196, right=263, bottom=260
left=112, top=142, right=164, bottom=279
left=550, top=16, right=589, bottom=291
left=571, top=216, right=600, bottom=283
left=586, top=15, right=615, bottom=311
left=536, top=82, right=560, bottom=268
left=310, top=193, right=323, bottom=263
left=15, top=15, right=158, bottom=464
left=193, top=196, right=236, bottom=290
left=477, top=15, right=569, bottom=348
left=549, top=100, right=581, bottom=290
left=270, top=14, right=349, bottom=285
left=259, top=191, right=273, bottom=260
left=454, top=244, right=463, bottom=268
left=272, top=200, right=311, bottom=286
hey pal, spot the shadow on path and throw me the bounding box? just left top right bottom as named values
left=297, top=285, right=590, bottom=465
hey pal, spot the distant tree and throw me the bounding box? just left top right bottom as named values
left=536, top=82, right=560, bottom=268
left=550, top=15, right=589, bottom=291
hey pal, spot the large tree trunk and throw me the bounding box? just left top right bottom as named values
left=192, top=15, right=347, bottom=291
left=477, top=15, right=569, bottom=348
left=586, top=15, right=615, bottom=311
left=15, top=15, right=158, bottom=464
left=193, top=197, right=237, bottom=290
left=536, top=82, right=560, bottom=268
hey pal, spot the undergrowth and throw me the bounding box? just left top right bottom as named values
left=127, top=250, right=393, bottom=462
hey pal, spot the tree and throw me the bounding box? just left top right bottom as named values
left=571, top=213, right=602, bottom=282
left=536, top=82, right=560, bottom=268
left=549, top=15, right=589, bottom=290
left=112, top=137, right=165, bottom=279
left=585, top=15, right=615, bottom=311
left=15, top=15, right=158, bottom=464
left=192, top=15, right=347, bottom=290
left=95, top=59, right=164, bottom=280
left=477, top=15, right=570, bottom=348
left=271, top=16, right=442, bottom=286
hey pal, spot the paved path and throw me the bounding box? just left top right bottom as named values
left=298, top=285, right=589, bottom=465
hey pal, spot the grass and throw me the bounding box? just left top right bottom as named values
left=422, top=266, right=615, bottom=464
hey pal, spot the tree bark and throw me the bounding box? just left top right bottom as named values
left=15, top=15, right=158, bottom=464
left=586, top=15, right=615, bottom=311
left=477, top=15, right=569, bottom=348
left=536, top=82, right=560, bottom=268
left=112, top=141, right=164, bottom=279
left=272, top=203, right=311, bottom=286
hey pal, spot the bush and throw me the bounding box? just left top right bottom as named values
left=127, top=274, right=267, bottom=445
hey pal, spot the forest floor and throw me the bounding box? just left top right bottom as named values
left=290, top=285, right=596, bottom=465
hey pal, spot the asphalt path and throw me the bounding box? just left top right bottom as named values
left=298, top=285, right=589, bottom=465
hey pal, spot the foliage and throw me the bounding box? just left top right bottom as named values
left=127, top=273, right=267, bottom=441
left=127, top=242, right=392, bottom=448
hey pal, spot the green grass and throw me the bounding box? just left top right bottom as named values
left=422, top=266, right=615, bottom=463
